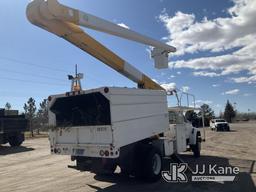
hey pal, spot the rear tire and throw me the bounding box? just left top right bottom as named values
left=143, top=147, right=162, bottom=182
left=134, top=145, right=162, bottom=182
left=8, top=133, right=24, bottom=147
left=93, top=159, right=117, bottom=175
left=120, top=166, right=130, bottom=177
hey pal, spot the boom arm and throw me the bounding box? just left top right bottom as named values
left=27, top=0, right=176, bottom=90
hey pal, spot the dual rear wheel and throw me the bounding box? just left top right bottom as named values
left=143, top=147, right=162, bottom=181
left=120, top=145, right=163, bottom=182
left=78, top=140, right=200, bottom=181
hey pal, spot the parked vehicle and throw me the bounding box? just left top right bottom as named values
left=27, top=0, right=205, bottom=182
left=210, top=119, right=230, bottom=131
left=0, top=109, right=28, bottom=147
left=47, top=88, right=203, bottom=181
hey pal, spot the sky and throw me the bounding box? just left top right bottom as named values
left=0, top=0, right=255, bottom=114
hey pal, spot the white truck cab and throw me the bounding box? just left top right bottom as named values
left=168, top=107, right=202, bottom=157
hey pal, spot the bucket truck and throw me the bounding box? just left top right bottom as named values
left=27, top=0, right=203, bottom=182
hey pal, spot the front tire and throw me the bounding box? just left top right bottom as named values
left=191, top=134, right=201, bottom=158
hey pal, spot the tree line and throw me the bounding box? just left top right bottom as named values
left=185, top=100, right=251, bottom=127
left=23, top=98, right=48, bottom=137
left=3, top=98, right=254, bottom=135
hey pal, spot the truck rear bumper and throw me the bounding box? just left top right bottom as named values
left=50, top=143, right=120, bottom=159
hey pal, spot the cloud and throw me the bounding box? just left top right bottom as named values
left=215, top=104, right=222, bottom=108
left=193, top=71, right=221, bottom=77
left=161, top=82, right=176, bottom=91
left=181, top=86, right=190, bottom=92
left=243, top=93, right=252, bottom=96
left=167, top=75, right=176, bottom=80
left=196, top=100, right=213, bottom=105
left=231, top=76, right=256, bottom=84
left=159, top=0, right=256, bottom=83
left=160, top=82, right=191, bottom=93
left=212, top=84, right=220, bottom=87
left=190, top=100, right=213, bottom=108
left=222, top=89, right=240, bottom=95
left=159, top=11, right=195, bottom=36
left=117, top=23, right=130, bottom=29
left=160, top=0, right=256, bottom=55
left=169, top=50, right=255, bottom=76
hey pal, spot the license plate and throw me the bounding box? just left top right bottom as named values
left=74, top=149, right=84, bottom=155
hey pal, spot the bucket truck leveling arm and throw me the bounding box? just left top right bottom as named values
left=26, top=0, right=176, bottom=90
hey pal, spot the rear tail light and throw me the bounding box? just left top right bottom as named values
left=104, top=87, right=109, bottom=93
left=104, top=150, right=109, bottom=157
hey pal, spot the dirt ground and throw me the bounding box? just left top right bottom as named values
left=0, top=122, right=255, bottom=192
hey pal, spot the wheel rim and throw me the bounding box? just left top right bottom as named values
left=152, top=153, right=161, bottom=175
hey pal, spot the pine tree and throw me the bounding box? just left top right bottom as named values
left=224, top=100, right=236, bottom=123
left=36, top=99, right=48, bottom=132
left=24, top=98, right=37, bottom=137
left=5, top=102, right=11, bottom=110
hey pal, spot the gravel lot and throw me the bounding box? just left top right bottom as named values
left=0, top=122, right=255, bottom=192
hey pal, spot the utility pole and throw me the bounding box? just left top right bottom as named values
left=68, top=64, right=84, bottom=92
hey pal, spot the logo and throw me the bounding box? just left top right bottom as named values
left=162, top=163, right=239, bottom=183
left=162, top=163, right=188, bottom=182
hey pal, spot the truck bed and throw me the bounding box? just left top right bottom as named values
left=0, top=116, right=27, bottom=134
left=48, top=87, right=169, bottom=157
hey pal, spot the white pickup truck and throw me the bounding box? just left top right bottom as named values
left=210, top=119, right=230, bottom=131
left=48, top=87, right=202, bottom=181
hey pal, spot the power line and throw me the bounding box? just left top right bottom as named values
left=0, top=93, right=47, bottom=99
left=0, top=91, right=49, bottom=96
left=0, top=67, right=66, bottom=82
left=0, top=56, right=69, bottom=73
left=0, top=56, right=106, bottom=84
left=0, top=76, right=68, bottom=87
